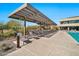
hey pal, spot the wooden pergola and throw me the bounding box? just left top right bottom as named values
left=8, top=3, right=56, bottom=48
left=9, top=3, right=56, bottom=35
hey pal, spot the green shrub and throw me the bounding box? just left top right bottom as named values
left=0, top=30, right=15, bottom=38
left=3, top=31, right=15, bottom=38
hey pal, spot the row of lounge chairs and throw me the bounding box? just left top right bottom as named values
left=20, top=30, right=57, bottom=45
left=28, top=30, right=57, bottom=37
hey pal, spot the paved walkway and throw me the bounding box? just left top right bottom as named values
left=6, top=31, right=79, bottom=56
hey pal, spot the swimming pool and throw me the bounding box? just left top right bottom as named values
left=68, top=32, right=79, bottom=43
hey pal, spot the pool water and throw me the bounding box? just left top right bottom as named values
left=68, top=32, right=79, bottom=42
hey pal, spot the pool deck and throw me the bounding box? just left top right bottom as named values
left=6, top=31, right=79, bottom=56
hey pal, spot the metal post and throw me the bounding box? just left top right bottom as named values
left=17, top=35, right=21, bottom=48
left=24, top=21, right=26, bottom=37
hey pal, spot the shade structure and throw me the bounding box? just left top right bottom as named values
left=8, top=3, right=56, bottom=25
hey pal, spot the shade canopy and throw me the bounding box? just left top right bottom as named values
left=9, top=3, right=56, bottom=25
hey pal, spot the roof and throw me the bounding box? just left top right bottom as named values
left=60, top=16, right=79, bottom=22
left=9, top=3, right=56, bottom=25
left=59, top=23, right=79, bottom=27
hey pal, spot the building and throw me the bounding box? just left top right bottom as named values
left=59, top=16, right=79, bottom=31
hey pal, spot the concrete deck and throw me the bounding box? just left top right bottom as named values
left=6, top=31, right=79, bottom=56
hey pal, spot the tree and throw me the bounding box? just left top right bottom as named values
left=0, top=23, right=5, bottom=33
left=6, top=20, right=22, bottom=31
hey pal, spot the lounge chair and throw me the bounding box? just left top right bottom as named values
left=29, top=31, right=40, bottom=39
left=21, top=36, right=32, bottom=45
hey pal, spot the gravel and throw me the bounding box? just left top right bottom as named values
left=0, top=40, right=16, bottom=56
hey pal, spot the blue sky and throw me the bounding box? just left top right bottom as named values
left=1, top=3, right=79, bottom=26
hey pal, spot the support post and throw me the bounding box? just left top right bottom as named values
left=68, top=27, right=69, bottom=31
left=24, top=21, right=26, bottom=37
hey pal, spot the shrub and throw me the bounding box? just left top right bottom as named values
left=1, top=43, right=13, bottom=51
left=0, top=29, right=15, bottom=38
left=3, top=31, right=15, bottom=38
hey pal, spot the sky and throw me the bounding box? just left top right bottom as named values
left=1, top=3, right=79, bottom=26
